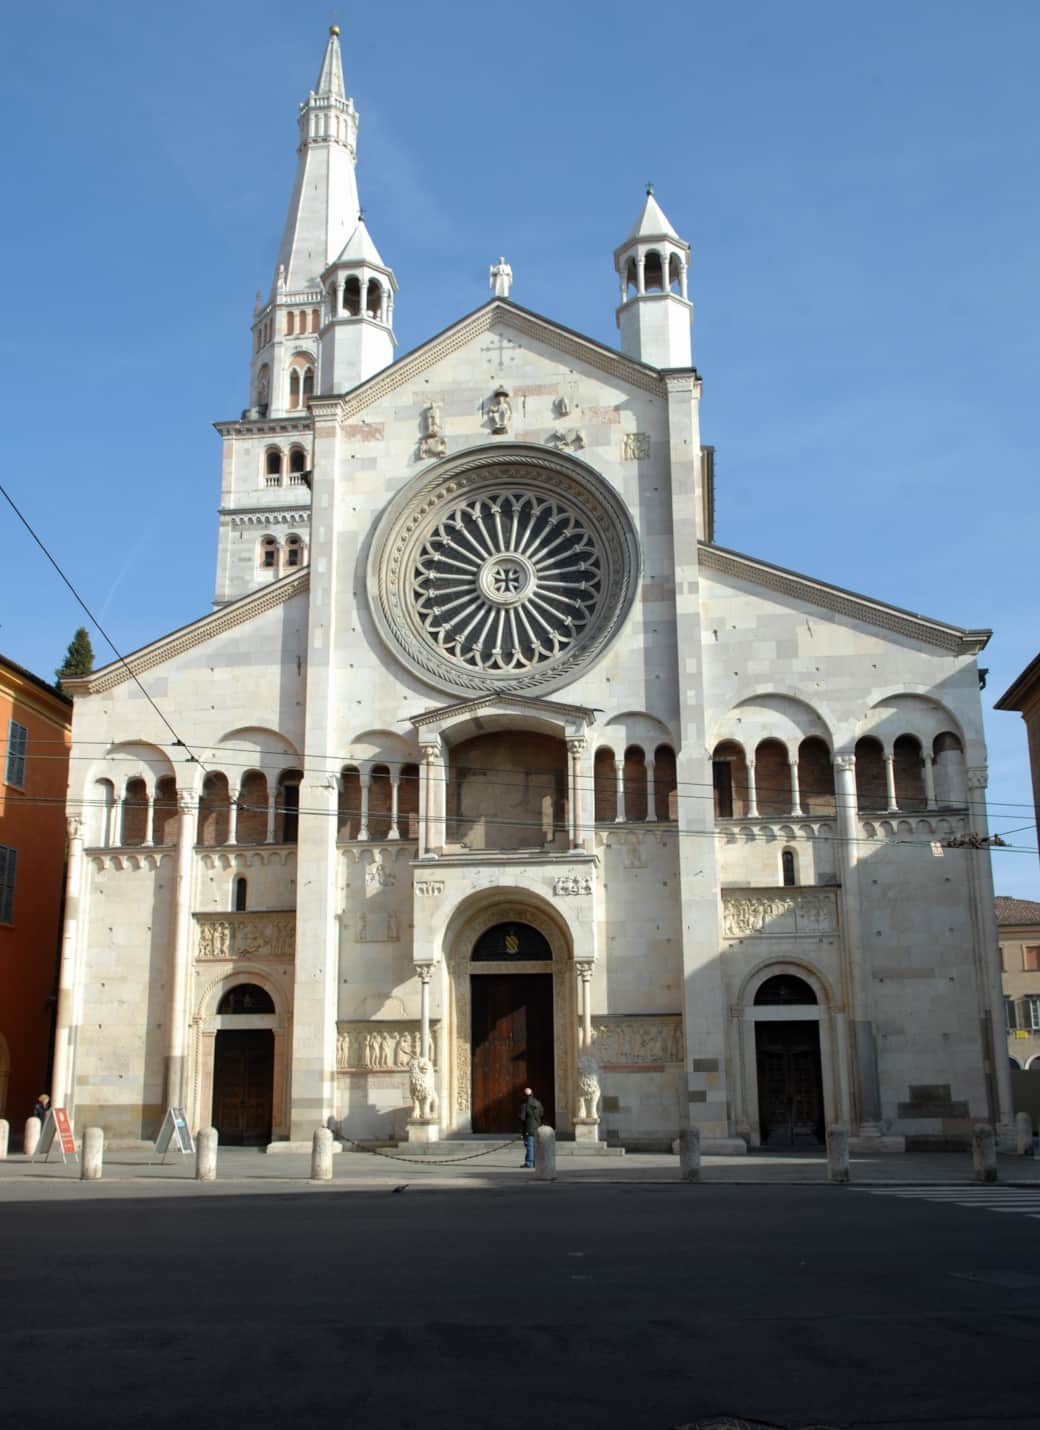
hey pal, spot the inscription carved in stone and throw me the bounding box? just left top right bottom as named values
left=553, top=874, right=592, bottom=896
left=415, top=879, right=445, bottom=896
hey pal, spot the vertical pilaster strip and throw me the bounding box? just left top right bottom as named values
left=965, top=765, right=1013, bottom=1134
left=834, top=752, right=881, bottom=1132
left=163, top=792, right=197, bottom=1109
left=51, top=815, right=86, bottom=1110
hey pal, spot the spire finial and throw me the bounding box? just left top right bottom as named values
left=330, top=23, right=340, bottom=35
left=646, top=181, right=654, bottom=196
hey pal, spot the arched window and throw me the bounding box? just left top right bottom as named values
left=754, top=974, right=817, bottom=1006
left=276, top=770, right=302, bottom=843
left=285, top=311, right=295, bottom=336
left=643, top=250, right=664, bottom=291
left=233, top=876, right=247, bottom=912
left=623, top=745, right=647, bottom=822
left=284, top=535, right=303, bottom=569
left=398, top=762, right=420, bottom=838
left=289, top=447, right=307, bottom=474
left=310, top=308, right=320, bottom=332
left=338, top=766, right=362, bottom=839
left=343, top=277, right=361, bottom=315
left=798, top=737, right=835, bottom=815
left=368, top=764, right=393, bottom=840
left=755, top=739, right=791, bottom=817
left=933, top=732, right=967, bottom=806
left=198, top=772, right=231, bottom=846
left=152, top=776, right=178, bottom=846
left=302, top=367, right=314, bottom=401
left=781, top=849, right=797, bottom=886
left=92, top=778, right=116, bottom=847
left=366, top=279, right=382, bottom=318
left=121, top=778, right=148, bottom=847
left=893, top=734, right=926, bottom=811
left=854, top=737, right=887, bottom=812
left=235, top=771, right=268, bottom=845
left=654, top=743, right=677, bottom=821
left=218, top=983, right=274, bottom=1015
left=668, top=253, right=682, bottom=293
left=265, top=449, right=282, bottom=477
left=594, top=747, right=617, bottom=822
left=289, top=369, right=301, bottom=408
left=625, top=258, right=638, bottom=298
left=260, top=537, right=278, bottom=570
left=712, top=740, right=748, bottom=818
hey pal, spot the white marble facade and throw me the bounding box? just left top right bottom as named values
left=52, top=29, right=1010, bottom=1150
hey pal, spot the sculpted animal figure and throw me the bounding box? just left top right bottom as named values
left=408, top=1056, right=437, bottom=1122
left=575, top=1054, right=601, bottom=1121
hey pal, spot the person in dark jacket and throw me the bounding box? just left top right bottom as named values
left=32, top=1093, right=51, bottom=1124
left=518, top=1087, right=543, bottom=1167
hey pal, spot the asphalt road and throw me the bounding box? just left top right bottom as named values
left=2, top=1183, right=1037, bottom=1430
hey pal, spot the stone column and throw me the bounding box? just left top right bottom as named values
left=922, top=756, right=937, bottom=811
left=576, top=962, right=593, bottom=1050
left=789, top=757, right=802, bottom=817
left=964, top=766, right=1013, bottom=1138
left=421, top=744, right=437, bottom=855
left=883, top=754, right=898, bottom=812
left=288, top=777, right=339, bottom=1140
left=51, top=815, right=86, bottom=1109
left=358, top=773, right=371, bottom=842
left=567, top=738, right=586, bottom=850
left=645, top=758, right=657, bottom=822
left=265, top=788, right=277, bottom=844
left=418, top=963, right=433, bottom=1061
left=614, top=758, right=626, bottom=824
left=163, top=792, right=197, bottom=1111
left=746, top=759, right=759, bottom=818
left=389, top=775, right=401, bottom=840
left=834, top=753, right=881, bottom=1135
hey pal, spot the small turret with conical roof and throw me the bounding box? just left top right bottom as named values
left=614, top=187, right=692, bottom=369
left=319, top=213, right=397, bottom=391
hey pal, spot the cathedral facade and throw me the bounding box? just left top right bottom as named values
left=55, top=30, right=1010, bottom=1152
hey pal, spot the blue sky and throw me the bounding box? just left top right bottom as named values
left=2, top=0, right=1038, bottom=894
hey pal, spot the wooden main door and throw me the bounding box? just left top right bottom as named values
left=755, top=1021, right=824, bottom=1148
left=471, top=974, right=555, bottom=1133
left=212, top=1029, right=274, bottom=1147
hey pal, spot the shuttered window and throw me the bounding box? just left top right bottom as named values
left=6, top=720, right=27, bottom=787
left=0, top=844, right=16, bottom=923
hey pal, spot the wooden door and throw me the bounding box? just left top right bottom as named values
left=212, top=1029, right=274, bottom=1146
left=471, top=974, right=554, bottom=1133
left=755, top=1021, right=824, bottom=1148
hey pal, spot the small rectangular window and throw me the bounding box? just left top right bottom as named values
left=1006, top=997, right=1020, bottom=1032
left=6, top=720, right=27, bottom=787
left=0, top=844, right=16, bottom=923
left=1023, top=946, right=1040, bottom=972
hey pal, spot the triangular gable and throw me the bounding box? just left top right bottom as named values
left=306, top=299, right=679, bottom=425
left=62, top=570, right=310, bottom=697
left=699, top=543, right=989, bottom=656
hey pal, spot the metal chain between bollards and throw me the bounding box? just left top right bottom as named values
left=337, top=1134, right=520, bottom=1166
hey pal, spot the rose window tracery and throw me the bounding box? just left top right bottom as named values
left=368, top=450, right=640, bottom=697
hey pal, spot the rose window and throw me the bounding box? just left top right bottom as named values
left=413, top=492, right=603, bottom=672
left=369, top=451, right=640, bottom=697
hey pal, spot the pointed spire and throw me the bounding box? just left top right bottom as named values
left=626, top=187, right=682, bottom=243
left=335, top=218, right=388, bottom=268
left=315, top=24, right=345, bottom=99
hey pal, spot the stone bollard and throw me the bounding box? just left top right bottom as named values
left=679, top=1126, right=701, bottom=1183
left=81, top=1126, right=104, bottom=1181
left=196, top=1127, right=218, bottom=1182
left=534, top=1125, right=557, bottom=1181
left=1015, top=1111, right=1033, bottom=1157
left=972, top=1122, right=997, bottom=1183
left=0, top=1119, right=9, bottom=1159
left=23, top=1116, right=41, bottom=1157
left=310, top=1127, right=334, bottom=1182
left=826, top=1125, right=850, bottom=1184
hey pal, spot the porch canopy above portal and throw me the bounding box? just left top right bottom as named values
left=410, top=692, right=597, bottom=747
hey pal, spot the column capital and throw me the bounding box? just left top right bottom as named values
left=415, top=962, right=436, bottom=984
left=420, top=741, right=440, bottom=765
left=575, top=960, right=594, bottom=984
left=66, top=814, right=85, bottom=841
left=567, top=737, right=587, bottom=757
left=177, top=791, right=197, bottom=816
left=833, top=753, right=856, bottom=774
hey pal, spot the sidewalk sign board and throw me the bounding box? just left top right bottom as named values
left=154, top=1107, right=194, bottom=1161
left=34, top=1108, right=77, bottom=1163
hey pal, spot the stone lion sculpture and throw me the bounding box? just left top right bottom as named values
left=575, top=1054, right=601, bottom=1121
left=408, top=1055, right=437, bottom=1122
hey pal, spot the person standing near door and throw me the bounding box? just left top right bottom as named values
left=518, top=1086, right=543, bottom=1168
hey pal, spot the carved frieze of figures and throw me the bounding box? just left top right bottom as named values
left=196, top=912, right=295, bottom=961
left=553, top=874, right=592, bottom=896
left=336, top=1021, right=441, bottom=1072
left=547, top=428, right=586, bottom=452
left=590, top=1017, right=683, bottom=1066
left=721, top=888, right=838, bottom=939
left=622, top=433, right=650, bottom=460
left=415, top=879, right=445, bottom=897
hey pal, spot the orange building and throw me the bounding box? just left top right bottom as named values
left=0, top=655, right=71, bottom=1125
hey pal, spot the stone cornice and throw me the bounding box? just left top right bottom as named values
left=699, top=543, right=991, bottom=655
left=412, top=692, right=599, bottom=730
left=214, top=416, right=314, bottom=438
left=221, top=507, right=312, bottom=527
left=62, top=572, right=310, bottom=697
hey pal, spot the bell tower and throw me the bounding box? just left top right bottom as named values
left=614, top=187, right=692, bottom=369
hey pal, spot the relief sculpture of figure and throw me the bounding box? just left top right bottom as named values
left=488, top=386, right=512, bottom=434
left=408, top=1056, right=437, bottom=1121
left=418, top=401, right=447, bottom=459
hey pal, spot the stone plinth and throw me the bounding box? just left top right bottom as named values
left=407, top=1120, right=439, bottom=1144
left=573, top=1118, right=600, bottom=1144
